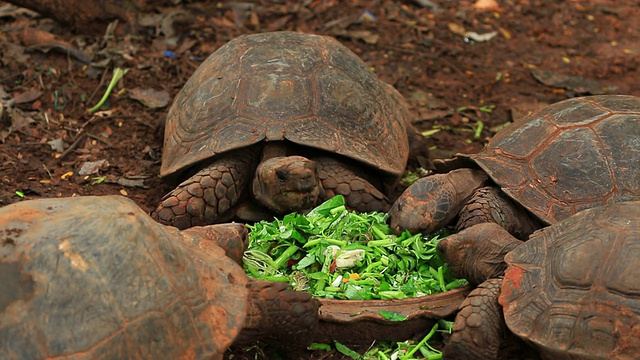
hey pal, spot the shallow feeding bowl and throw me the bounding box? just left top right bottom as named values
left=313, top=286, right=470, bottom=346
left=242, top=195, right=471, bottom=347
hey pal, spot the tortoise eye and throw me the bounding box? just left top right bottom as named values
left=276, top=169, right=288, bottom=183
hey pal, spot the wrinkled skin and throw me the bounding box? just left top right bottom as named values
left=389, top=169, right=488, bottom=234
left=436, top=223, right=522, bottom=286
left=253, top=155, right=325, bottom=214
left=436, top=224, right=524, bottom=360
left=389, top=168, right=538, bottom=239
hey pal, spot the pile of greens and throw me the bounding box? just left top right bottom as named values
left=243, top=195, right=466, bottom=300
left=308, top=320, right=453, bottom=360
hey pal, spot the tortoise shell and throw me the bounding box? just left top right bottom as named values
left=470, top=95, right=640, bottom=224
left=0, top=195, right=249, bottom=359
left=500, top=201, right=640, bottom=358
left=161, top=31, right=410, bottom=182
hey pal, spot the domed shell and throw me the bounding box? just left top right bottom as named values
left=161, top=31, right=410, bottom=181
left=499, top=201, right=640, bottom=359
left=471, top=95, right=640, bottom=224
left=0, top=195, right=249, bottom=359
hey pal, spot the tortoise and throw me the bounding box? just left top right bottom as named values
left=0, top=195, right=319, bottom=360
left=435, top=200, right=640, bottom=360
left=389, top=95, right=640, bottom=238
left=153, top=31, right=418, bottom=230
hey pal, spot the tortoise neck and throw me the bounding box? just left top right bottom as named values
left=261, top=141, right=289, bottom=160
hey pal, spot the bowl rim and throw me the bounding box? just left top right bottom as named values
left=317, top=285, right=471, bottom=324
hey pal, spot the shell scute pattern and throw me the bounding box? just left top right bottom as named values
left=160, top=32, right=409, bottom=179
left=472, top=95, right=640, bottom=223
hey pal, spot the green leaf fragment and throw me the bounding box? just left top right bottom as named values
left=437, top=319, right=455, bottom=333
left=378, top=310, right=408, bottom=322
left=273, top=244, right=299, bottom=269
left=90, top=176, right=107, bottom=185
left=87, top=67, right=129, bottom=113
left=474, top=120, right=484, bottom=138
left=307, top=194, right=346, bottom=217
left=421, top=128, right=442, bottom=137
left=334, top=341, right=362, bottom=359
left=401, top=323, right=440, bottom=360
left=308, top=343, right=332, bottom=351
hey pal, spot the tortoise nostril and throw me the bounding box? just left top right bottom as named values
left=299, top=175, right=316, bottom=191
left=276, top=169, right=288, bottom=183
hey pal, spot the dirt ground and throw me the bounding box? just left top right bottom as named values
left=1, top=0, right=639, bottom=359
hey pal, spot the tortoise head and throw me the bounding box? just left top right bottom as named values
left=253, top=156, right=324, bottom=213
left=437, top=223, right=523, bottom=285
left=389, top=169, right=489, bottom=235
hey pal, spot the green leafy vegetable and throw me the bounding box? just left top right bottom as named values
left=400, top=168, right=429, bottom=186
left=243, top=195, right=466, bottom=300
left=320, top=322, right=447, bottom=360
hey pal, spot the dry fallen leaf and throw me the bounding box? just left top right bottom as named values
left=329, top=29, right=379, bottom=44
left=448, top=23, right=466, bottom=36
left=116, top=178, right=147, bottom=188
left=78, top=160, right=110, bottom=176
left=13, top=89, right=42, bottom=104
left=473, top=0, right=500, bottom=11
left=465, top=31, right=498, bottom=42
left=530, top=69, right=604, bottom=95
left=0, top=109, right=36, bottom=143
left=128, top=88, right=171, bottom=109
left=22, top=28, right=91, bottom=64
left=499, top=27, right=512, bottom=39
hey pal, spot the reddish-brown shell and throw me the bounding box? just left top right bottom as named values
left=471, top=95, right=640, bottom=224
left=500, top=201, right=640, bottom=359
left=0, top=195, right=249, bottom=359
left=160, top=31, right=410, bottom=182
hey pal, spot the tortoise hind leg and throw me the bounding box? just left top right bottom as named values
left=444, top=278, right=509, bottom=360
left=181, top=223, right=248, bottom=265
left=153, top=150, right=259, bottom=229
left=315, top=157, right=390, bottom=212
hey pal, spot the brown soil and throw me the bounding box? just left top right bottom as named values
left=1, top=0, right=638, bottom=359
